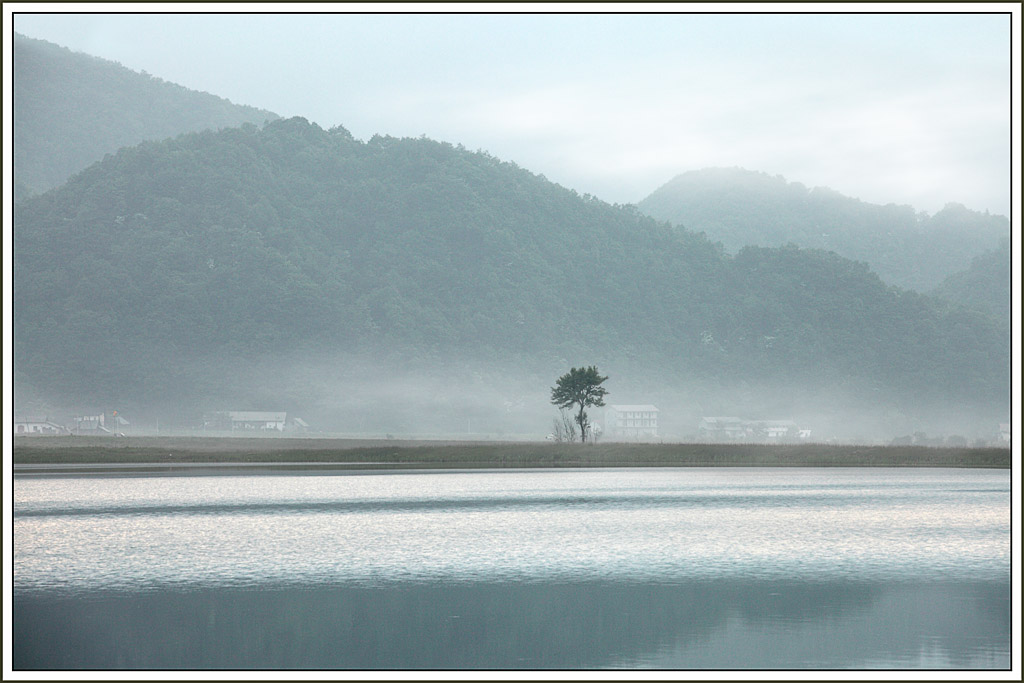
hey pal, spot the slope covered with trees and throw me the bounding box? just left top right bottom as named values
left=14, top=119, right=1009, bottom=435
left=638, top=167, right=1009, bottom=292
left=930, top=240, right=1010, bottom=323
left=13, top=34, right=279, bottom=200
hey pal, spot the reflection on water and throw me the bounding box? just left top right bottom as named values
left=13, top=467, right=1011, bottom=669
left=14, top=579, right=1008, bottom=670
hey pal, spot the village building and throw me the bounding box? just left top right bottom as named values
left=749, top=420, right=800, bottom=440
left=698, top=416, right=747, bottom=441
left=203, top=411, right=288, bottom=432
left=14, top=417, right=69, bottom=436
left=699, top=417, right=809, bottom=442
left=72, top=414, right=109, bottom=434
left=68, top=411, right=129, bottom=435
left=604, top=405, right=659, bottom=440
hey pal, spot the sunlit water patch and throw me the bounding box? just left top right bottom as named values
left=14, top=467, right=1009, bottom=590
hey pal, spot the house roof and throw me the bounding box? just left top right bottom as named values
left=15, top=418, right=65, bottom=427
left=608, top=405, right=659, bottom=412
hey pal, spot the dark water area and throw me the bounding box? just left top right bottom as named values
left=13, top=579, right=1009, bottom=670
left=12, top=467, right=1011, bottom=670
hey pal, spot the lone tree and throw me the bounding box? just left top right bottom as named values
left=550, top=366, right=609, bottom=443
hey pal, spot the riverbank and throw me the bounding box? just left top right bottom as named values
left=12, top=436, right=1011, bottom=468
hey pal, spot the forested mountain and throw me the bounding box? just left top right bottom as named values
left=931, top=240, right=1011, bottom=323
left=637, top=168, right=1009, bottom=292
left=14, top=118, right=1008, bottom=437
left=13, top=34, right=279, bottom=200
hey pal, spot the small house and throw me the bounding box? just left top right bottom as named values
left=14, top=417, right=69, bottom=436
left=698, top=416, right=747, bottom=441
left=72, top=414, right=111, bottom=434
left=749, top=420, right=798, bottom=440
left=204, top=411, right=287, bottom=432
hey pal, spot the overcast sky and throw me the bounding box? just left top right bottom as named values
left=10, top=5, right=1015, bottom=215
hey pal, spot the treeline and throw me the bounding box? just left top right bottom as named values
left=14, top=118, right=1009, bottom=421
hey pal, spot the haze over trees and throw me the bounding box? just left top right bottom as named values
left=12, top=34, right=279, bottom=200
left=13, top=117, right=1008, bottom=438
left=637, top=167, right=1009, bottom=293
left=930, top=239, right=1010, bottom=325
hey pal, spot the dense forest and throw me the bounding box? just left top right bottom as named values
left=13, top=34, right=279, bottom=200
left=638, top=168, right=1009, bottom=292
left=14, top=118, right=1009, bottom=437
left=930, top=240, right=1010, bottom=324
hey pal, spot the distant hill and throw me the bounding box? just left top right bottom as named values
left=13, top=34, right=279, bottom=200
left=637, top=167, right=1009, bottom=292
left=931, top=240, right=1010, bottom=323
left=14, top=119, right=1008, bottom=436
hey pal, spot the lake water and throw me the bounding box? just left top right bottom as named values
left=13, top=466, right=1011, bottom=670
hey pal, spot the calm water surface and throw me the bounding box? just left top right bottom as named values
left=13, top=466, right=1010, bottom=669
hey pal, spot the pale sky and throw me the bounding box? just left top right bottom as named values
left=8, top=4, right=1017, bottom=216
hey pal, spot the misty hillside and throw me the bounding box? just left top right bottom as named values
left=931, top=240, right=1010, bottom=323
left=13, top=34, right=279, bottom=200
left=637, top=168, right=1009, bottom=292
left=14, top=118, right=1008, bottom=434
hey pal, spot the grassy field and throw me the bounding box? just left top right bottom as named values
left=12, top=435, right=1011, bottom=468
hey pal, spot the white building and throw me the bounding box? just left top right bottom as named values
left=231, top=411, right=286, bottom=431
left=204, top=411, right=288, bottom=432
left=604, top=405, right=659, bottom=440
left=698, top=417, right=806, bottom=442
left=70, top=412, right=130, bottom=435
left=72, top=414, right=111, bottom=434
left=14, top=417, right=69, bottom=436
left=698, top=416, right=747, bottom=441
left=750, top=420, right=799, bottom=440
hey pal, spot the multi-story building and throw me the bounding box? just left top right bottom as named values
left=604, top=404, right=659, bottom=440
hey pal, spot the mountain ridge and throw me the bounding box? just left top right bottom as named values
left=13, top=33, right=280, bottom=200
left=637, top=167, right=1008, bottom=292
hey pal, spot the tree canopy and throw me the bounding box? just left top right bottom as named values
left=930, top=239, right=1010, bottom=325
left=551, top=367, right=609, bottom=442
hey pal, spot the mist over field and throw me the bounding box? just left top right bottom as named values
left=14, top=346, right=1006, bottom=446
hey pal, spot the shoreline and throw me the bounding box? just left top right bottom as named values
left=13, top=436, right=1011, bottom=469
left=12, top=463, right=1012, bottom=480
